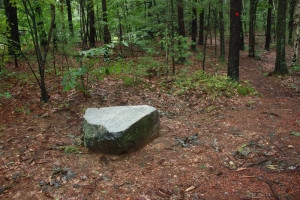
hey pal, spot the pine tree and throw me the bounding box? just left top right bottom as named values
left=228, top=0, right=241, bottom=82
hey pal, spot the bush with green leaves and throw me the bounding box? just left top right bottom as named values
left=61, top=64, right=88, bottom=94
left=61, top=43, right=118, bottom=95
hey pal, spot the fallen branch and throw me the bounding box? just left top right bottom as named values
left=246, top=159, right=268, bottom=168
left=258, top=177, right=281, bottom=200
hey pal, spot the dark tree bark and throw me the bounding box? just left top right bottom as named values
left=191, top=0, right=197, bottom=51
left=228, top=0, right=241, bottom=82
left=22, top=0, right=56, bottom=102
left=273, top=0, right=289, bottom=74
left=171, top=0, right=175, bottom=73
left=52, top=5, right=58, bottom=50
left=177, top=0, right=185, bottom=36
left=265, top=0, right=272, bottom=50
left=80, top=0, right=87, bottom=45
left=102, top=0, right=111, bottom=44
left=35, top=4, right=47, bottom=47
left=87, top=0, right=96, bottom=47
left=288, top=0, right=296, bottom=45
left=239, top=0, right=245, bottom=50
left=291, top=0, right=300, bottom=67
left=66, top=0, right=74, bottom=37
left=4, top=0, right=20, bottom=56
left=198, top=9, right=204, bottom=45
left=219, top=0, right=225, bottom=61
left=249, top=0, right=258, bottom=57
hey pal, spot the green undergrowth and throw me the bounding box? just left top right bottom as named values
left=164, top=70, right=257, bottom=98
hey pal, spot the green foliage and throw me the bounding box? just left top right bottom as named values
left=14, top=106, right=31, bottom=114
left=237, top=85, right=255, bottom=96
left=291, top=65, right=300, bottom=72
left=0, top=92, right=12, bottom=99
left=291, top=131, right=300, bottom=137
left=167, top=70, right=256, bottom=98
left=64, top=146, right=79, bottom=154
left=119, top=76, right=142, bottom=87
left=61, top=64, right=88, bottom=93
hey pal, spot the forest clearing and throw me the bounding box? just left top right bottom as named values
left=0, top=0, right=300, bottom=199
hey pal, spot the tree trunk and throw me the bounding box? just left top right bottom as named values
left=191, top=0, right=197, bottom=51
left=291, top=0, right=300, bottom=67
left=289, top=0, right=296, bottom=45
left=35, top=4, right=47, bottom=47
left=249, top=0, right=258, bottom=57
left=80, top=0, right=87, bottom=45
left=171, top=0, right=175, bottom=74
left=273, top=0, right=289, bottom=74
left=265, top=0, right=272, bottom=50
left=219, top=0, right=225, bottom=61
left=4, top=0, right=20, bottom=57
left=239, top=0, right=245, bottom=50
left=198, top=9, right=204, bottom=45
left=177, top=0, right=185, bottom=36
left=87, top=0, right=96, bottom=47
left=228, top=0, right=241, bottom=82
left=102, top=0, right=111, bottom=44
left=66, top=0, right=74, bottom=37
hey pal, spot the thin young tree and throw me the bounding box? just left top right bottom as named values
left=273, top=0, right=289, bottom=74
left=288, top=0, right=296, bottom=45
left=191, top=0, right=197, bottom=51
left=22, top=0, right=56, bottom=102
left=102, top=0, right=111, bottom=44
left=87, top=0, right=96, bottom=47
left=198, top=9, right=204, bottom=45
left=239, top=0, right=245, bottom=50
left=4, top=0, right=20, bottom=68
left=265, top=0, right=272, bottom=51
left=66, top=0, right=74, bottom=37
left=228, top=0, right=241, bottom=82
left=249, top=0, right=258, bottom=57
left=219, top=0, right=225, bottom=61
left=35, top=3, right=47, bottom=47
left=177, top=0, right=185, bottom=36
left=291, top=0, right=300, bottom=68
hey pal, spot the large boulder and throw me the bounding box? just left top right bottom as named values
left=83, top=105, right=160, bottom=154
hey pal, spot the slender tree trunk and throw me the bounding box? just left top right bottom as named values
left=208, top=3, right=212, bottom=45
left=289, top=0, right=296, bottom=45
left=191, top=0, right=197, bottom=51
left=66, top=0, right=74, bottom=37
left=102, top=0, right=111, bottom=44
left=171, top=0, right=175, bottom=73
left=202, top=34, right=208, bottom=71
left=291, top=0, right=300, bottom=67
left=4, top=0, right=20, bottom=57
left=87, top=0, right=96, bottom=47
left=219, top=0, right=225, bottom=61
left=273, top=0, right=289, bottom=74
left=22, top=0, right=55, bottom=102
left=52, top=5, right=58, bottom=50
left=228, top=0, right=241, bottom=82
left=265, top=0, right=272, bottom=50
left=80, top=0, right=87, bottom=45
left=35, top=4, right=47, bottom=47
left=240, top=0, right=245, bottom=50
left=198, top=9, right=204, bottom=44
left=249, top=0, right=258, bottom=57
left=177, top=0, right=185, bottom=36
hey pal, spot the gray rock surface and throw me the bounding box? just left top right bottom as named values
left=83, top=105, right=159, bottom=154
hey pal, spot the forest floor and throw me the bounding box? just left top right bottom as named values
left=0, top=42, right=300, bottom=200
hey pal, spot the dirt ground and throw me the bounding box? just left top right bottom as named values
left=0, top=44, right=299, bottom=200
